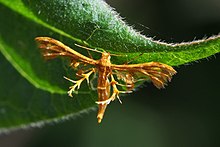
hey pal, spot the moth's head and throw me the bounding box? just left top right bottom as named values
left=102, top=52, right=111, bottom=60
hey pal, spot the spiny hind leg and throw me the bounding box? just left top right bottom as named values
left=64, top=68, right=96, bottom=97
left=96, top=74, right=132, bottom=105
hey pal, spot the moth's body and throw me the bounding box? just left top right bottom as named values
left=35, top=37, right=176, bottom=123
left=96, top=53, right=112, bottom=123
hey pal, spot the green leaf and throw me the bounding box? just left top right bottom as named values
left=0, top=53, right=96, bottom=132
left=0, top=0, right=220, bottom=130
left=0, top=1, right=97, bottom=131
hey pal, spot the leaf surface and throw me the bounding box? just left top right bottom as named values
left=0, top=0, right=219, bottom=130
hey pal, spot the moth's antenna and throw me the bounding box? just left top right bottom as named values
left=125, top=53, right=144, bottom=64
left=75, top=44, right=104, bottom=54
left=75, top=44, right=126, bottom=57
left=110, top=53, right=127, bottom=57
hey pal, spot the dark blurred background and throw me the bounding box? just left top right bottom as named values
left=1, top=0, right=220, bottom=147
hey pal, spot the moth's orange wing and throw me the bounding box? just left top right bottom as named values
left=112, top=62, right=176, bottom=89
left=35, top=37, right=98, bottom=65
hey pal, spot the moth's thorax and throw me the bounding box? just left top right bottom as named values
left=99, top=52, right=111, bottom=66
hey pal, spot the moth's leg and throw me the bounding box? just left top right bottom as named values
left=69, top=60, right=80, bottom=68
left=96, top=74, right=132, bottom=105
left=64, top=68, right=96, bottom=97
left=113, top=72, right=136, bottom=91
left=89, top=72, right=98, bottom=91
